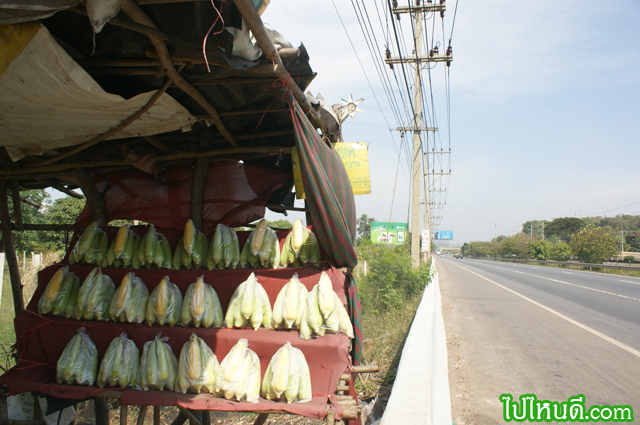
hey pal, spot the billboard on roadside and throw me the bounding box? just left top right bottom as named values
left=439, top=230, right=453, bottom=240
left=371, top=222, right=407, bottom=245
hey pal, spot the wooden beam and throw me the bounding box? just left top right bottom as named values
left=10, top=180, right=22, bottom=231
left=77, top=58, right=184, bottom=67
left=266, top=204, right=307, bottom=213
left=177, top=406, right=202, bottom=425
left=84, top=67, right=162, bottom=76
left=34, top=76, right=173, bottom=167
left=190, top=157, right=210, bottom=230
left=0, top=146, right=292, bottom=177
left=40, top=179, right=84, bottom=199
left=69, top=6, right=169, bottom=40
left=73, top=169, right=107, bottom=225
left=120, top=0, right=238, bottom=147
left=11, top=224, right=75, bottom=231
left=0, top=181, right=24, bottom=315
left=144, top=50, right=277, bottom=76
left=232, top=0, right=326, bottom=133
left=6, top=191, right=41, bottom=209
left=142, top=135, right=170, bottom=153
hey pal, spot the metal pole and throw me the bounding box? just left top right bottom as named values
left=410, top=10, right=424, bottom=269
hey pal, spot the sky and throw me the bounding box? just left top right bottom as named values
left=260, top=1, right=640, bottom=244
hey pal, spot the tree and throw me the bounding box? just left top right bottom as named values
left=267, top=219, right=292, bottom=230
left=544, top=217, right=583, bottom=242
left=36, top=197, right=86, bottom=253
left=527, top=240, right=551, bottom=260
left=356, top=214, right=375, bottom=245
left=5, top=190, right=49, bottom=253
left=569, top=225, right=618, bottom=264
left=499, top=234, right=530, bottom=259
left=549, top=241, right=571, bottom=261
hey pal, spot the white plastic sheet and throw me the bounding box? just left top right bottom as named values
left=0, top=25, right=196, bottom=161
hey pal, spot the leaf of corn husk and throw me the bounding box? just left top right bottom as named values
left=75, top=222, right=99, bottom=258
left=144, top=225, right=158, bottom=265
left=73, top=267, right=101, bottom=320
left=64, top=276, right=81, bottom=319
left=109, top=272, right=149, bottom=323
left=250, top=219, right=267, bottom=257
left=97, top=333, right=139, bottom=388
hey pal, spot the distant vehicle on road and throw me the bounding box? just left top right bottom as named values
left=454, top=254, right=463, bottom=259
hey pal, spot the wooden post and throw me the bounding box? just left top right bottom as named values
left=0, top=181, right=24, bottom=315
left=11, top=180, right=22, bottom=231
left=190, top=157, right=210, bottom=230
left=136, top=406, right=148, bottom=425
left=73, top=168, right=107, bottom=225
left=253, top=413, right=269, bottom=425
left=201, top=410, right=211, bottom=425
left=94, top=398, right=109, bottom=425
left=154, top=406, right=161, bottom=425
left=120, top=404, right=128, bottom=425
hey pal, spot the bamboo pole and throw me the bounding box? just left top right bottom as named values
left=190, top=157, right=210, bottom=230
left=0, top=181, right=24, bottom=315
left=119, top=0, right=238, bottom=147
left=143, top=50, right=277, bottom=76
left=73, top=169, right=107, bottom=225
left=352, top=365, right=379, bottom=373
left=35, top=76, right=174, bottom=167
left=94, top=398, right=110, bottom=425
left=120, top=405, right=128, bottom=425
left=154, top=406, right=160, bottom=425
left=10, top=180, right=22, bottom=231
left=232, top=0, right=325, bottom=133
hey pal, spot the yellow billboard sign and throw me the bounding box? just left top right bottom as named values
left=335, top=142, right=371, bottom=195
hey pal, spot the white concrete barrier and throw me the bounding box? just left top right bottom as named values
left=379, top=263, right=451, bottom=425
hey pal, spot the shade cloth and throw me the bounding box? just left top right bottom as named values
left=1, top=227, right=355, bottom=420
left=288, top=96, right=357, bottom=268
left=74, top=163, right=290, bottom=233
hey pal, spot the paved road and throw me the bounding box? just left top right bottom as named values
left=436, top=257, right=640, bottom=424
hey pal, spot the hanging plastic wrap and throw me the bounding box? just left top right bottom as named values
left=138, top=333, right=178, bottom=391
left=180, top=276, right=223, bottom=328
left=261, top=342, right=312, bottom=404
left=215, top=338, right=261, bottom=403
left=108, top=272, right=149, bottom=323
left=56, top=327, right=98, bottom=386
left=176, top=333, right=220, bottom=394
left=145, top=276, right=183, bottom=326
left=97, top=333, right=140, bottom=388
left=224, top=273, right=272, bottom=330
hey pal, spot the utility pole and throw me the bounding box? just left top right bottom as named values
left=387, top=1, right=452, bottom=268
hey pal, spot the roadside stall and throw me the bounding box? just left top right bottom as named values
left=0, top=1, right=370, bottom=423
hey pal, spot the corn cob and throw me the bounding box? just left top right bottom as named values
left=126, top=275, right=149, bottom=324
left=230, top=229, right=240, bottom=269
left=83, top=230, right=101, bottom=264
left=269, top=229, right=281, bottom=269
left=131, top=233, right=142, bottom=268
left=212, top=223, right=224, bottom=265
left=95, top=232, right=110, bottom=266
left=139, top=334, right=177, bottom=391
left=183, top=219, right=196, bottom=256
left=250, top=219, right=267, bottom=257
left=57, top=328, right=98, bottom=386
left=191, top=231, right=206, bottom=268
left=261, top=342, right=312, bottom=403
left=121, top=231, right=138, bottom=267
left=144, top=225, right=158, bottom=265
left=216, top=339, right=260, bottom=402
left=114, top=225, right=130, bottom=259
left=172, top=236, right=185, bottom=270
left=137, top=229, right=148, bottom=266
left=51, top=272, right=76, bottom=316
left=57, top=330, right=83, bottom=383
left=317, top=272, right=334, bottom=319
left=239, top=232, right=252, bottom=268
left=291, top=218, right=305, bottom=255
left=74, top=267, right=101, bottom=320
left=177, top=334, right=220, bottom=394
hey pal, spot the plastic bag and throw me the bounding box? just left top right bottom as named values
left=261, top=342, right=312, bottom=404
left=180, top=276, right=223, bottom=328
left=108, top=272, right=149, bottom=323
left=38, top=266, right=73, bottom=315
left=73, top=267, right=115, bottom=321
left=176, top=334, right=220, bottom=394
left=239, top=220, right=279, bottom=269
left=224, top=273, right=272, bottom=330
left=281, top=220, right=322, bottom=268
left=207, top=224, right=240, bottom=270
left=145, top=276, right=183, bottom=326
left=271, top=273, right=308, bottom=330
left=97, top=333, right=140, bottom=388
left=138, top=333, right=177, bottom=391
left=68, top=222, right=98, bottom=264
left=298, top=271, right=354, bottom=340
left=215, top=339, right=261, bottom=403
left=56, top=327, right=98, bottom=386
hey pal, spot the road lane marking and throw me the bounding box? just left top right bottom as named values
left=562, top=272, right=574, bottom=274
left=450, top=262, right=640, bottom=359
left=484, top=265, right=640, bottom=302
left=620, top=280, right=640, bottom=285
